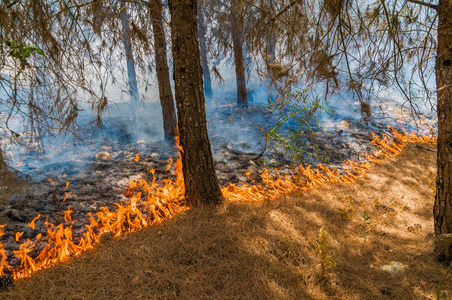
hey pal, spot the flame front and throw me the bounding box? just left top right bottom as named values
left=0, top=128, right=436, bottom=280
left=222, top=126, right=433, bottom=202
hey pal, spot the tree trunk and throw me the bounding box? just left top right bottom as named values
left=168, top=0, right=225, bottom=206
left=149, top=0, right=179, bottom=141
left=0, top=147, right=8, bottom=204
left=119, top=3, right=140, bottom=117
left=0, top=147, right=21, bottom=204
left=265, top=0, right=275, bottom=103
left=0, top=147, right=8, bottom=191
left=434, top=0, right=452, bottom=261
left=266, top=0, right=275, bottom=66
left=197, top=2, right=213, bottom=98
left=231, top=0, right=248, bottom=108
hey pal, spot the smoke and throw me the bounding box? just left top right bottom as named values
left=0, top=55, right=438, bottom=182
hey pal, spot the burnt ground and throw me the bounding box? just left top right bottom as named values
left=0, top=97, right=437, bottom=271
left=0, top=141, right=442, bottom=300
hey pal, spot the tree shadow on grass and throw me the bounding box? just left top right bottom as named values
left=0, top=146, right=442, bottom=299
left=1, top=196, right=443, bottom=300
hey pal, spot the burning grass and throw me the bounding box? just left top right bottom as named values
left=0, top=127, right=439, bottom=295
left=0, top=137, right=444, bottom=299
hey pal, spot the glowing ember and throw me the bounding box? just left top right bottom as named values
left=48, top=178, right=55, bottom=189
left=28, top=214, right=41, bottom=230
left=62, top=192, right=69, bottom=202
left=15, top=232, right=24, bottom=242
left=0, top=129, right=436, bottom=281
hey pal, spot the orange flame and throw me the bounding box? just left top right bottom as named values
left=221, top=127, right=436, bottom=202
left=62, top=192, right=69, bottom=202
left=0, top=129, right=436, bottom=281
left=165, top=158, right=173, bottom=171
left=13, top=240, right=38, bottom=276
left=0, top=225, right=9, bottom=276
left=64, top=209, right=72, bottom=223
left=48, top=178, right=55, bottom=189
left=28, top=214, right=41, bottom=230
left=15, top=232, right=24, bottom=242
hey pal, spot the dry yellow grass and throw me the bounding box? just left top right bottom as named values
left=0, top=143, right=446, bottom=299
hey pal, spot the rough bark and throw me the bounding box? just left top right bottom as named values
left=434, top=0, right=452, bottom=261
left=0, top=147, right=8, bottom=204
left=0, top=147, right=8, bottom=188
left=119, top=3, right=140, bottom=116
left=168, top=0, right=225, bottom=206
left=197, top=3, right=213, bottom=97
left=149, top=0, right=179, bottom=141
left=231, top=0, right=248, bottom=108
left=0, top=147, right=24, bottom=204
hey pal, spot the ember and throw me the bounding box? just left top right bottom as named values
left=0, top=129, right=436, bottom=282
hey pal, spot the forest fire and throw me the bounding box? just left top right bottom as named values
left=0, top=128, right=436, bottom=283
left=0, top=0, right=447, bottom=296
left=223, top=127, right=436, bottom=201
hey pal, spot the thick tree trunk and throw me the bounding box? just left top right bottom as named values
left=168, top=0, right=225, bottom=206
left=119, top=3, right=140, bottom=117
left=197, top=3, right=213, bottom=97
left=0, top=147, right=8, bottom=188
left=434, top=0, right=452, bottom=261
left=231, top=0, right=248, bottom=108
left=0, top=147, right=7, bottom=203
left=0, top=147, right=20, bottom=204
left=149, top=0, right=179, bottom=141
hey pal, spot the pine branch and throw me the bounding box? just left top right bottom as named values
left=6, top=0, right=20, bottom=9
left=407, top=0, right=438, bottom=10
left=271, top=0, right=299, bottom=22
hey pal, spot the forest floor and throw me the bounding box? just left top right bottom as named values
left=0, top=143, right=447, bottom=300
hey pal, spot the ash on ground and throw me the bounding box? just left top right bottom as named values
left=0, top=95, right=437, bottom=270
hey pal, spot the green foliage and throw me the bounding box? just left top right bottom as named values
left=316, top=227, right=336, bottom=279
left=359, top=210, right=372, bottom=243
left=5, top=40, right=44, bottom=68
left=259, top=90, right=334, bottom=165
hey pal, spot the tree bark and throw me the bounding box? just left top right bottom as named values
left=0, top=147, right=20, bottom=204
left=231, top=0, right=248, bottom=108
left=434, top=0, right=452, bottom=260
left=0, top=147, right=7, bottom=204
left=266, top=0, right=275, bottom=67
left=265, top=0, right=276, bottom=103
left=149, top=0, right=179, bottom=141
left=119, top=3, right=140, bottom=117
left=0, top=147, right=8, bottom=189
left=168, top=0, right=225, bottom=206
left=197, top=2, right=213, bottom=98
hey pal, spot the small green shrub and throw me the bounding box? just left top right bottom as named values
left=316, top=227, right=336, bottom=279
left=359, top=210, right=372, bottom=243
left=258, top=90, right=334, bottom=165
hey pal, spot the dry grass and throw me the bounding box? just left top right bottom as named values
left=0, top=144, right=446, bottom=299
